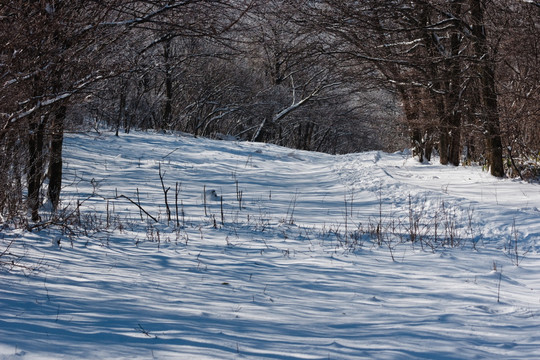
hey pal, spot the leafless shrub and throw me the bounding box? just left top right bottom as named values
left=0, top=238, right=42, bottom=274
left=505, top=219, right=530, bottom=266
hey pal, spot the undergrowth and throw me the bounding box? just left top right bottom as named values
left=1, top=169, right=527, bottom=268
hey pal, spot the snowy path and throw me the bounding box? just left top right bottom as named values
left=1, top=131, right=540, bottom=359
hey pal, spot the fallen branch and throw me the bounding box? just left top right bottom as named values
left=115, top=195, right=158, bottom=223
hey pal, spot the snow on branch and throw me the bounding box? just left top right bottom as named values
left=3, top=74, right=102, bottom=131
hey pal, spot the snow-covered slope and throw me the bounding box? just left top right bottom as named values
left=1, top=131, right=539, bottom=359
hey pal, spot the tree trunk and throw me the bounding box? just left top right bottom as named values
left=252, top=117, right=267, bottom=142
left=115, top=82, right=127, bottom=137
left=163, top=38, right=173, bottom=131
left=437, top=95, right=450, bottom=165
left=398, top=86, right=425, bottom=162
left=27, top=116, right=46, bottom=222
left=470, top=0, right=504, bottom=177
left=47, top=105, right=66, bottom=212
left=447, top=0, right=464, bottom=166
left=483, top=64, right=504, bottom=177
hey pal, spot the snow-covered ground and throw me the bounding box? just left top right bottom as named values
left=1, top=131, right=539, bottom=359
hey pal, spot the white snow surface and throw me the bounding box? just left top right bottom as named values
left=1, top=131, right=540, bottom=359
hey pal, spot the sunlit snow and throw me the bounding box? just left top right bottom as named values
left=1, top=131, right=539, bottom=359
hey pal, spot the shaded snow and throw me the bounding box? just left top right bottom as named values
left=1, top=131, right=539, bottom=359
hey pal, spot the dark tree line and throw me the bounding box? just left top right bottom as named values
left=314, top=0, right=539, bottom=177
left=1, top=0, right=538, bottom=225
left=1, top=1, right=123, bottom=223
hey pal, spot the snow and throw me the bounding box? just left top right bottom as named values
left=1, top=131, right=539, bottom=359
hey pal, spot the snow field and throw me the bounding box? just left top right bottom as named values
left=1, top=131, right=540, bottom=359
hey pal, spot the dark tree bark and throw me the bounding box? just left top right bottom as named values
left=47, top=105, right=66, bottom=212
left=27, top=116, right=46, bottom=222
left=398, top=86, right=423, bottom=162
left=115, top=82, right=127, bottom=137
left=162, top=37, right=173, bottom=131
left=470, top=0, right=504, bottom=177
left=447, top=0, right=464, bottom=167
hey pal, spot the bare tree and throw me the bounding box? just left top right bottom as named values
left=469, top=0, right=504, bottom=177
left=1, top=1, right=123, bottom=222
left=490, top=0, right=540, bottom=178
left=313, top=0, right=525, bottom=176
left=0, top=0, right=254, bottom=224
